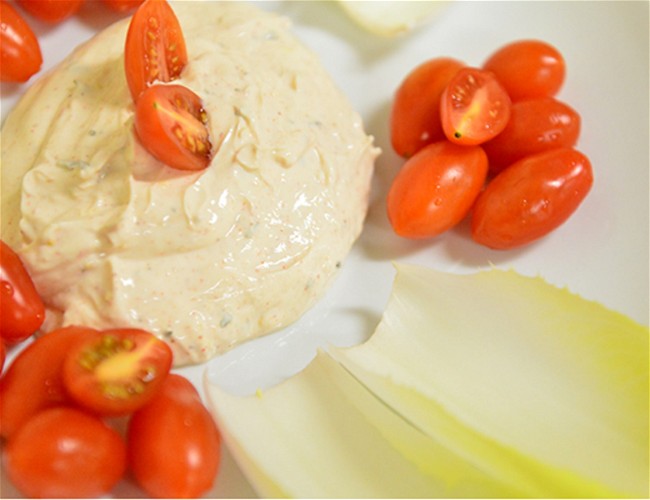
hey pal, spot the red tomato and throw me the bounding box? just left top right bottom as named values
left=0, top=0, right=42, bottom=82
left=102, top=0, right=144, bottom=11
left=483, top=39, right=565, bottom=101
left=124, top=0, right=187, bottom=100
left=63, top=328, right=173, bottom=416
left=440, top=67, right=511, bottom=146
left=483, top=97, right=581, bottom=174
left=0, top=326, right=98, bottom=439
left=387, top=141, right=488, bottom=239
left=390, top=57, right=465, bottom=158
left=0, top=340, right=5, bottom=372
left=16, top=0, right=84, bottom=23
left=128, top=374, right=221, bottom=498
left=4, top=407, right=127, bottom=498
left=471, top=148, right=593, bottom=250
left=0, top=241, right=45, bottom=345
left=135, top=84, right=212, bottom=171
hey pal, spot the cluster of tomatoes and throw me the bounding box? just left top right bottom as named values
left=387, top=40, right=593, bottom=250
left=0, top=0, right=144, bottom=84
left=0, top=241, right=221, bottom=498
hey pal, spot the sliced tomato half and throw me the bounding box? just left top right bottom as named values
left=63, top=328, right=173, bottom=416
left=440, top=67, right=511, bottom=146
left=124, top=0, right=187, bottom=100
left=135, top=83, right=212, bottom=171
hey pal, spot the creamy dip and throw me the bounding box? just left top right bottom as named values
left=0, top=1, right=378, bottom=365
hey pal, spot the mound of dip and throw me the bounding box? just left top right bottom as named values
left=0, top=1, right=378, bottom=365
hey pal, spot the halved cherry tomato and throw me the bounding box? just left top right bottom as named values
left=0, top=0, right=42, bottom=82
left=124, top=0, right=187, bottom=100
left=440, top=67, right=511, bottom=146
left=135, top=84, right=212, bottom=171
left=0, top=326, right=98, bottom=439
left=63, top=328, right=173, bottom=416
left=483, top=39, right=565, bottom=102
left=5, top=407, right=127, bottom=498
left=102, top=0, right=144, bottom=12
left=390, top=57, right=465, bottom=158
left=471, top=148, right=593, bottom=250
left=128, top=374, right=221, bottom=498
left=483, top=97, right=581, bottom=174
left=16, top=0, right=84, bottom=23
left=0, top=241, right=45, bottom=345
left=387, top=140, right=488, bottom=239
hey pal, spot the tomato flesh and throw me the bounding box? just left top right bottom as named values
left=471, top=148, right=593, bottom=249
left=0, top=0, right=42, bottom=82
left=128, top=373, right=221, bottom=498
left=124, top=0, right=187, bottom=100
left=441, top=67, right=511, bottom=146
left=63, top=328, right=173, bottom=416
left=483, top=97, right=581, bottom=174
left=102, top=0, right=144, bottom=11
left=387, top=140, right=488, bottom=239
left=0, top=241, right=45, bottom=345
left=0, top=326, right=98, bottom=439
left=135, top=84, right=212, bottom=171
left=390, top=57, right=465, bottom=158
left=16, top=0, right=84, bottom=23
left=5, top=407, right=127, bottom=498
left=483, top=39, right=565, bottom=101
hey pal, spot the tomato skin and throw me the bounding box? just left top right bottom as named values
left=440, top=67, right=511, bottom=146
left=128, top=374, right=221, bottom=498
left=0, top=0, right=42, bottom=82
left=16, top=0, right=84, bottom=23
left=4, top=407, right=127, bottom=498
left=124, top=0, right=187, bottom=100
left=0, top=326, right=98, bottom=439
left=102, top=0, right=144, bottom=11
left=0, top=241, right=45, bottom=345
left=483, top=97, right=581, bottom=174
left=390, top=57, right=465, bottom=158
left=63, top=328, right=173, bottom=416
left=135, top=84, right=212, bottom=171
left=0, top=340, right=5, bottom=373
left=387, top=141, right=488, bottom=239
left=483, top=39, right=565, bottom=101
left=471, top=148, right=593, bottom=250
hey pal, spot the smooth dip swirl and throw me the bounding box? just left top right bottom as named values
left=0, top=2, right=378, bottom=365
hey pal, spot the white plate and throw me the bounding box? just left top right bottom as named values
left=1, top=1, right=648, bottom=498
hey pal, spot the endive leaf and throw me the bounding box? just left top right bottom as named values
left=332, top=264, right=649, bottom=497
left=205, top=264, right=648, bottom=498
left=337, top=0, right=450, bottom=37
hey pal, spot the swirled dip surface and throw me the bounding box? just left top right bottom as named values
left=0, top=2, right=378, bottom=365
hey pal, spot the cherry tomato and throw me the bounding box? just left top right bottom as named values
left=124, top=0, right=187, bottom=100
left=471, top=148, right=593, bottom=250
left=0, top=326, right=98, bottom=439
left=128, top=374, right=221, bottom=498
left=390, top=57, right=465, bottom=158
left=387, top=140, right=488, bottom=239
left=483, top=39, right=565, bottom=101
left=4, top=407, right=127, bottom=498
left=135, top=84, right=212, bottom=171
left=440, top=67, right=511, bottom=146
left=0, top=241, right=45, bottom=345
left=0, top=0, right=42, bottom=82
left=102, top=0, right=144, bottom=12
left=63, top=328, right=173, bottom=416
left=16, top=0, right=84, bottom=23
left=483, top=97, right=581, bottom=174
